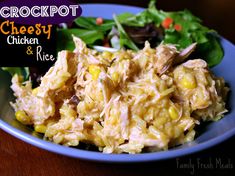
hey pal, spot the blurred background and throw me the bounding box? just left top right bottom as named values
left=81, top=0, right=235, bottom=44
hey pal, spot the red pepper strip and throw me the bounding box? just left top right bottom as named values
left=174, top=24, right=182, bottom=31
left=96, top=17, right=103, bottom=25
left=161, top=17, right=173, bottom=29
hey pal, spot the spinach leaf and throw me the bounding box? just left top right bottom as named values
left=57, top=0, right=224, bottom=67
left=146, top=0, right=224, bottom=66
left=1, top=67, right=29, bottom=80
left=74, top=17, right=97, bottom=29
left=113, top=14, right=139, bottom=51
left=148, top=0, right=167, bottom=25
left=197, top=34, right=224, bottom=67
left=74, top=17, right=114, bottom=32
left=57, top=29, right=104, bottom=51
left=119, top=11, right=154, bottom=27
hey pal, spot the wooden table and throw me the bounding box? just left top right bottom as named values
left=1, top=130, right=235, bottom=176
left=1, top=0, right=235, bottom=176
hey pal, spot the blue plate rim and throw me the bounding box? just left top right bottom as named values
left=1, top=118, right=235, bottom=163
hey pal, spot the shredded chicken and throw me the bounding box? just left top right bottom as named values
left=11, top=37, right=229, bottom=153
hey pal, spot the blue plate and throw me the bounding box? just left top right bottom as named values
left=1, top=4, right=235, bottom=162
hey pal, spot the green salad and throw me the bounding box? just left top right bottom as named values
left=58, top=0, right=223, bottom=67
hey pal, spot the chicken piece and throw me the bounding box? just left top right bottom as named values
left=39, top=51, right=77, bottom=96
left=73, top=36, right=101, bottom=65
left=99, top=73, right=115, bottom=104
left=173, top=59, right=228, bottom=120
left=73, top=35, right=87, bottom=54
left=173, top=59, right=211, bottom=109
left=174, top=43, right=197, bottom=65
left=11, top=75, right=55, bottom=125
left=108, top=59, right=139, bottom=86
left=183, top=59, right=207, bottom=69
left=45, top=102, right=85, bottom=146
left=155, top=44, right=178, bottom=75
left=193, top=76, right=229, bottom=121
left=11, top=51, right=78, bottom=124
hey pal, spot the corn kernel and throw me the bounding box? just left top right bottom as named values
left=52, top=72, right=71, bottom=89
left=102, top=51, right=113, bottom=60
left=60, top=104, right=77, bottom=118
left=32, top=87, right=39, bottom=96
left=168, top=106, right=179, bottom=120
left=181, top=73, right=197, bottom=89
left=111, top=72, right=119, bottom=82
left=88, top=65, right=101, bottom=80
left=15, top=110, right=31, bottom=125
left=34, top=124, right=47, bottom=133
left=45, top=128, right=57, bottom=138
left=53, top=134, right=64, bottom=144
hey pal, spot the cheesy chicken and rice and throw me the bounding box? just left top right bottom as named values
left=10, top=36, right=229, bottom=154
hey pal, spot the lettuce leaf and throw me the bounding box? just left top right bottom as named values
left=113, top=14, right=139, bottom=51
left=57, top=0, right=224, bottom=67
left=1, top=67, right=29, bottom=80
